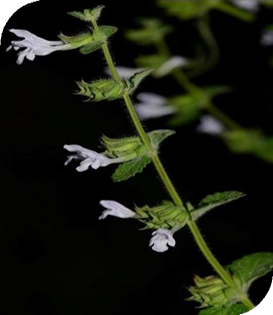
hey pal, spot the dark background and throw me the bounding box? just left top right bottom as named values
left=1, top=1, right=273, bottom=314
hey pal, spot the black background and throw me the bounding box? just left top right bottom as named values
left=1, top=1, right=273, bottom=314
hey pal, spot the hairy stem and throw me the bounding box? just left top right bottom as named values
left=91, top=17, right=254, bottom=309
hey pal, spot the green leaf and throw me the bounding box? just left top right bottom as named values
left=191, top=191, right=245, bottom=221
left=125, top=68, right=154, bottom=94
left=136, top=54, right=167, bottom=69
left=112, top=156, right=152, bottom=182
left=148, top=130, right=176, bottom=148
left=228, top=252, right=273, bottom=289
left=97, top=25, right=118, bottom=39
left=204, top=85, right=232, bottom=98
left=253, top=136, right=273, bottom=163
left=168, top=94, right=202, bottom=126
left=89, top=5, right=105, bottom=20
left=125, top=18, right=172, bottom=46
left=159, top=0, right=254, bottom=22
left=198, top=304, right=249, bottom=315
left=158, top=0, right=216, bottom=20
left=68, top=6, right=105, bottom=22
left=223, top=130, right=273, bottom=164
left=79, top=41, right=103, bottom=54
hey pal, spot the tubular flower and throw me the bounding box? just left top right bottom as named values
left=64, top=144, right=126, bottom=172
left=7, top=29, right=72, bottom=64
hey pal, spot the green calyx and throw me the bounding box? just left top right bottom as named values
left=59, top=25, right=117, bottom=55
left=76, top=68, right=153, bottom=102
left=136, top=201, right=188, bottom=230
left=102, top=134, right=143, bottom=160
left=68, top=5, right=105, bottom=23
left=76, top=79, right=124, bottom=102
left=188, top=252, right=273, bottom=312
left=100, top=130, right=175, bottom=182
left=187, top=275, right=237, bottom=309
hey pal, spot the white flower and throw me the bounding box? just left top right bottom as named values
left=261, top=30, right=273, bottom=46
left=149, top=228, right=176, bottom=253
left=135, top=93, right=176, bottom=120
left=231, top=0, right=259, bottom=12
left=64, top=144, right=125, bottom=172
left=99, top=200, right=136, bottom=220
left=7, top=29, right=72, bottom=65
left=105, top=66, right=145, bottom=79
left=155, top=56, right=188, bottom=77
left=196, top=115, right=226, bottom=135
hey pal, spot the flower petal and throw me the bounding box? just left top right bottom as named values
left=76, top=158, right=93, bottom=172
left=26, top=50, right=35, bottom=61
left=99, top=200, right=136, bottom=219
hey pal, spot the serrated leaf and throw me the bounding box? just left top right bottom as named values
left=125, top=68, right=153, bottom=94
left=198, top=304, right=249, bottom=315
left=68, top=6, right=105, bottom=22
left=228, top=252, right=273, bottom=289
left=148, top=130, right=176, bottom=148
left=68, top=11, right=87, bottom=21
left=79, top=41, right=103, bottom=54
left=98, top=25, right=118, bottom=38
left=191, top=191, right=245, bottom=221
left=89, top=5, right=105, bottom=20
left=112, top=156, right=152, bottom=182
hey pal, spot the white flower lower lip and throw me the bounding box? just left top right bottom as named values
left=7, top=29, right=72, bottom=65
left=64, top=144, right=125, bottom=172
left=149, top=228, right=176, bottom=253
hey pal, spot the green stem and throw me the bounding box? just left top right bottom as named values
left=195, top=14, right=220, bottom=74
left=90, top=17, right=254, bottom=309
left=214, top=2, right=255, bottom=22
